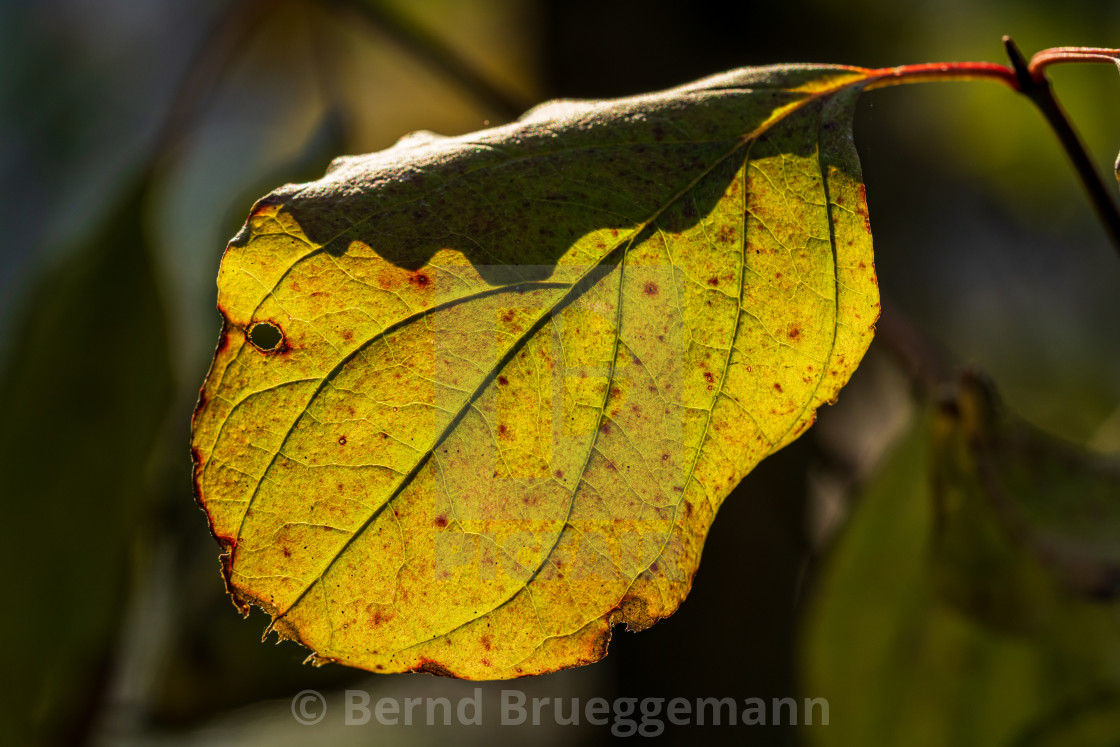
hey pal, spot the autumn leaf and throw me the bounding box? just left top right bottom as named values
left=191, top=64, right=880, bottom=678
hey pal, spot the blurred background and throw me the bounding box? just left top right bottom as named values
left=1, top=0, right=1118, bottom=744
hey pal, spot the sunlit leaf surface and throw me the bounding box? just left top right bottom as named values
left=191, top=64, right=880, bottom=678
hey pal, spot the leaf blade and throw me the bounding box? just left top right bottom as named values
left=192, top=64, right=880, bottom=677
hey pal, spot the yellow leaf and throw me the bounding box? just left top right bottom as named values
left=191, top=64, right=880, bottom=678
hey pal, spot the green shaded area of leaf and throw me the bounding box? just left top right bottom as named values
left=192, top=64, right=881, bottom=678
left=0, top=177, right=173, bottom=745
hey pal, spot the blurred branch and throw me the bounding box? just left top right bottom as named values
left=302, top=1, right=354, bottom=154
left=155, top=0, right=274, bottom=157
left=327, top=0, right=531, bottom=121
left=874, top=297, right=959, bottom=396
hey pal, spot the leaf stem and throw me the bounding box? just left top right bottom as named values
left=1004, top=37, right=1120, bottom=259
left=862, top=61, right=1020, bottom=91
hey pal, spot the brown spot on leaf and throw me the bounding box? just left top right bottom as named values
left=707, top=276, right=719, bottom=287
left=643, top=281, right=659, bottom=296
left=703, top=372, right=715, bottom=383
left=338, top=435, right=347, bottom=445
left=498, top=375, right=509, bottom=386
left=481, top=635, right=492, bottom=651
left=408, top=271, right=432, bottom=289
left=773, top=383, right=783, bottom=393
left=434, top=515, right=449, bottom=528
left=414, top=659, right=454, bottom=677
left=854, top=185, right=871, bottom=232
left=371, top=607, right=394, bottom=627
left=788, top=325, right=802, bottom=340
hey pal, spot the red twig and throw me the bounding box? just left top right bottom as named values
left=1028, top=47, right=1120, bottom=82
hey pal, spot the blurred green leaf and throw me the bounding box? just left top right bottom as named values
left=933, top=373, right=1120, bottom=615
left=801, top=391, right=1120, bottom=747
left=0, top=175, right=173, bottom=746
left=1011, top=689, right=1120, bottom=747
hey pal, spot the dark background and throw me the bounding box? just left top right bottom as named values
left=1, top=0, right=1118, bottom=744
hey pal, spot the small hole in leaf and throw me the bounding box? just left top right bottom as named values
left=249, top=322, right=283, bottom=351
